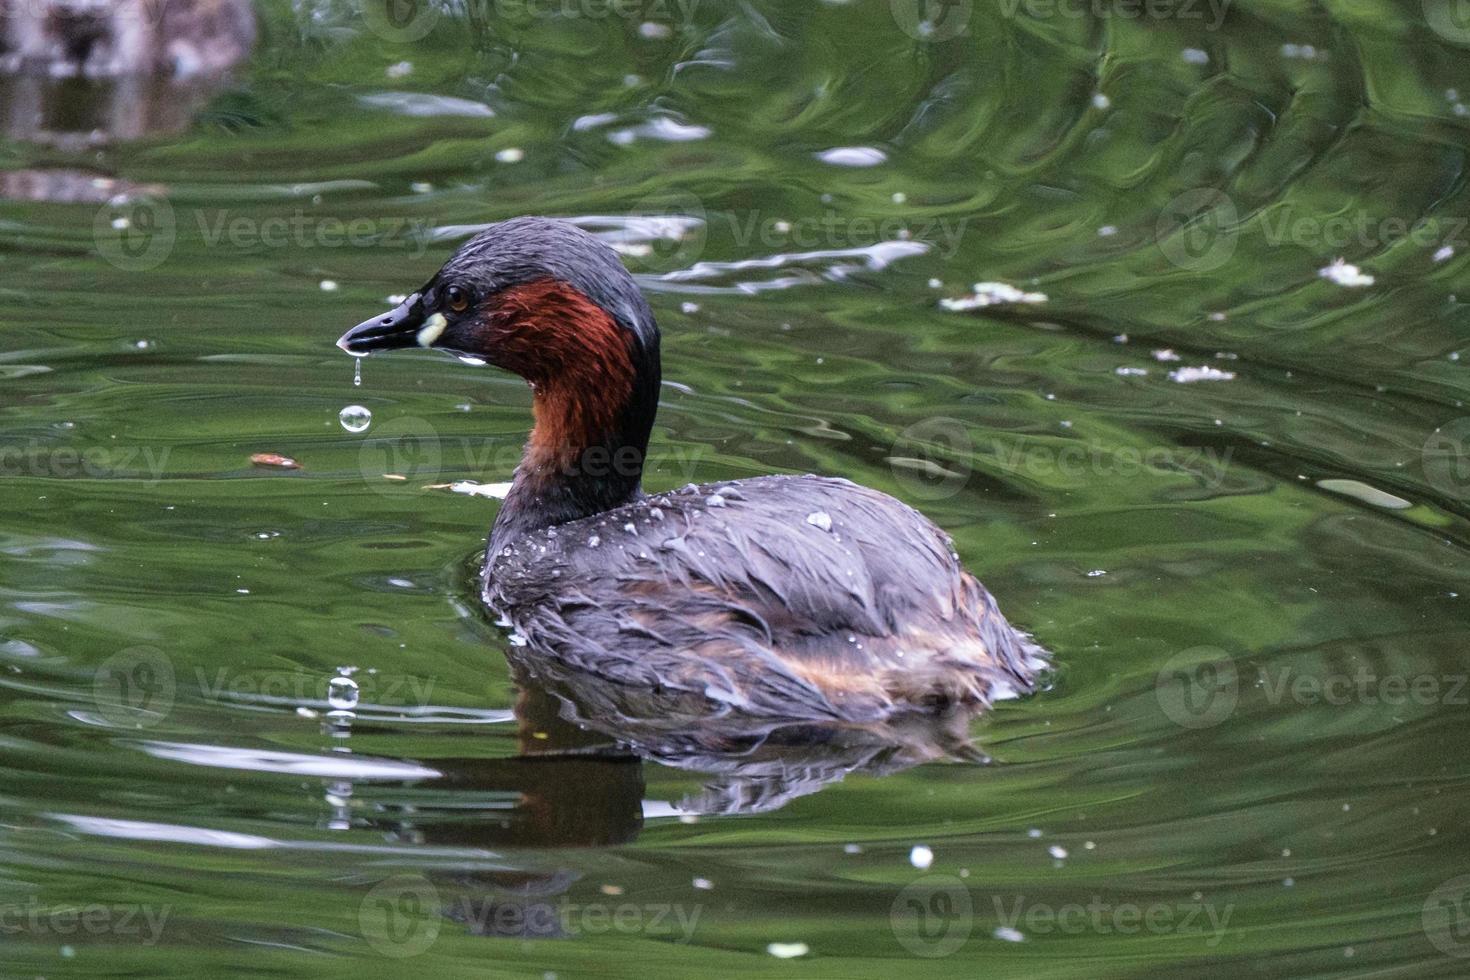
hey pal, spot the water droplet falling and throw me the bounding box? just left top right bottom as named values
left=339, top=405, right=371, bottom=433
left=327, top=674, right=360, bottom=711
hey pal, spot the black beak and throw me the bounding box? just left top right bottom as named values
left=336, top=293, right=428, bottom=355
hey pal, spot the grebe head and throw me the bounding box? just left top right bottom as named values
left=336, top=215, right=658, bottom=368
left=337, top=216, right=662, bottom=541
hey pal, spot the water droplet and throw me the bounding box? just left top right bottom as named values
left=910, top=844, right=933, bottom=869
left=353, top=359, right=362, bottom=388
left=339, top=405, right=372, bottom=433
left=326, top=675, right=359, bottom=711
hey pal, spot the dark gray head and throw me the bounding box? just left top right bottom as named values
left=336, top=216, right=658, bottom=360
left=335, top=217, right=665, bottom=532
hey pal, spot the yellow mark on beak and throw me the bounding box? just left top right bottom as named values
left=416, top=312, right=447, bottom=348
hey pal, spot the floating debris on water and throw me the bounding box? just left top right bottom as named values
left=939, top=282, right=1048, bottom=311
left=1435, top=245, right=1455, bottom=263
left=1182, top=48, right=1209, bottom=64
left=338, top=405, right=372, bottom=433
left=1280, top=43, right=1322, bottom=60
left=994, top=926, right=1025, bottom=942
left=1168, top=366, right=1237, bottom=383
left=1317, top=478, right=1412, bottom=510
left=816, top=146, right=888, bottom=167
left=495, top=147, right=525, bottom=163
left=1319, top=258, right=1374, bottom=287
left=1048, top=845, right=1069, bottom=859
left=766, top=943, right=809, bottom=959
left=1153, top=348, right=1181, bottom=362
left=426, top=481, right=513, bottom=499
left=319, top=280, right=338, bottom=292
left=250, top=453, right=300, bottom=469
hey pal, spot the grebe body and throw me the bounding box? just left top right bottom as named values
left=338, top=217, right=1046, bottom=722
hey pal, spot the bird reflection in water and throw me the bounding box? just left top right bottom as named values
left=336, top=645, right=994, bottom=940
left=0, top=0, right=254, bottom=197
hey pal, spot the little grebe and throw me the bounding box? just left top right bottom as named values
left=338, top=217, right=1046, bottom=722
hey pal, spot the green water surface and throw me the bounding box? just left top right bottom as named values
left=2, top=1, right=1469, bottom=976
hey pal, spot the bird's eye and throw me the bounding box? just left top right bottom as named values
left=445, top=285, right=469, bottom=313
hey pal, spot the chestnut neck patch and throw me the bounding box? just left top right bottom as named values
left=482, top=278, right=660, bottom=549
